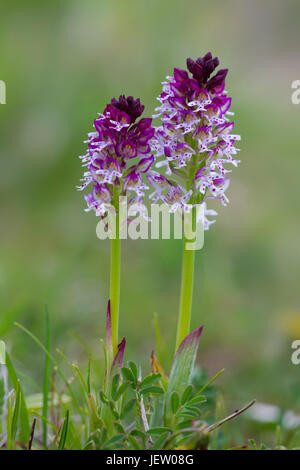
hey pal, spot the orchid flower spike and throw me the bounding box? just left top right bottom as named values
left=78, top=95, right=155, bottom=218
left=149, top=52, right=241, bottom=229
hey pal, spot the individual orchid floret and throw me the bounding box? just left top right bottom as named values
left=150, top=52, right=241, bottom=229
left=78, top=95, right=155, bottom=217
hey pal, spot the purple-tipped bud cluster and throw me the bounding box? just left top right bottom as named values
left=78, top=95, right=155, bottom=217
left=149, top=53, right=241, bottom=229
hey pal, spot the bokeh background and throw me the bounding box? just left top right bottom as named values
left=1, top=0, right=300, bottom=447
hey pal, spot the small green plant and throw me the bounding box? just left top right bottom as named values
left=0, top=307, right=257, bottom=450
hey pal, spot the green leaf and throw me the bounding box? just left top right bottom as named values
left=58, top=410, right=69, bottom=450
left=164, top=327, right=203, bottom=426
left=115, top=381, right=130, bottom=400
left=140, top=373, right=162, bottom=389
left=108, top=401, right=119, bottom=420
left=140, top=386, right=164, bottom=396
left=101, top=427, right=108, bottom=444
left=113, top=422, right=125, bottom=434
left=127, top=435, right=141, bottom=450
left=11, top=380, right=21, bottom=444
left=186, top=395, right=206, bottom=406
left=152, top=432, right=169, bottom=450
left=181, top=385, right=194, bottom=405
left=6, top=394, right=13, bottom=450
left=0, top=373, right=5, bottom=420
left=87, top=357, right=91, bottom=395
left=5, top=353, right=30, bottom=444
left=146, top=426, right=172, bottom=436
left=129, top=362, right=138, bottom=383
left=111, top=374, right=120, bottom=401
left=149, top=394, right=165, bottom=428
left=120, top=398, right=136, bottom=419
left=121, top=367, right=135, bottom=384
left=171, top=391, right=180, bottom=414
left=103, top=434, right=124, bottom=449
left=175, top=419, right=193, bottom=430
left=178, top=410, right=200, bottom=419
left=184, top=404, right=201, bottom=414
left=101, top=339, right=126, bottom=434
left=130, top=429, right=145, bottom=438
left=99, top=391, right=108, bottom=404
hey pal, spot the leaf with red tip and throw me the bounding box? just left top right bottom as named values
left=110, top=337, right=126, bottom=376
left=164, top=326, right=203, bottom=426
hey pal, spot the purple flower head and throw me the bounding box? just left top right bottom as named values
left=150, top=53, right=241, bottom=229
left=78, top=96, right=155, bottom=217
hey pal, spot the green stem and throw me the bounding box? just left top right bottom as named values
left=175, top=238, right=195, bottom=352
left=110, top=207, right=121, bottom=356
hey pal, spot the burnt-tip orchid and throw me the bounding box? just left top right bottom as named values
left=149, top=53, right=241, bottom=351
left=78, top=95, right=155, bottom=356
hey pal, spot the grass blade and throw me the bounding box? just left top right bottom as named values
left=14, top=322, right=84, bottom=420
left=58, top=409, right=69, bottom=450
left=11, top=379, right=21, bottom=445
left=43, top=306, right=51, bottom=448
left=5, top=353, right=30, bottom=444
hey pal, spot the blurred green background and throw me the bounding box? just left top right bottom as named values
left=1, top=0, right=300, bottom=446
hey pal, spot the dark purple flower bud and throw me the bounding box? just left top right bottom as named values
left=187, top=53, right=220, bottom=86
left=174, top=68, right=189, bottom=83
left=110, top=95, right=145, bottom=123
left=207, top=69, right=228, bottom=93
left=203, top=52, right=212, bottom=61
left=202, top=57, right=220, bottom=83
left=186, top=58, right=203, bottom=82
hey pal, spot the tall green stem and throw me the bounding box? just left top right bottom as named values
left=109, top=200, right=121, bottom=356
left=175, top=238, right=195, bottom=352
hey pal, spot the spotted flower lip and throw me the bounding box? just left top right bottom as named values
left=149, top=53, right=241, bottom=229
left=78, top=95, right=155, bottom=217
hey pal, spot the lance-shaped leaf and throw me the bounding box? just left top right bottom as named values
left=164, top=326, right=203, bottom=426
left=101, top=337, right=126, bottom=435
left=110, top=337, right=126, bottom=377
